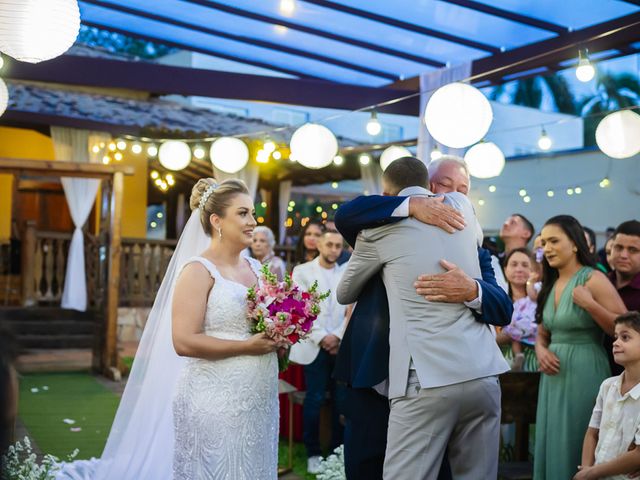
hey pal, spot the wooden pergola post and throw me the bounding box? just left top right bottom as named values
left=103, top=170, right=124, bottom=375
left=0, top=158, right=134, bottom=376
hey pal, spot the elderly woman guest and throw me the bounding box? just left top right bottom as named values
left=251, top=226, right=286, bottom=281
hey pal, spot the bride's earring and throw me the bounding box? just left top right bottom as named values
left=216, top=227, right=222, bottom=239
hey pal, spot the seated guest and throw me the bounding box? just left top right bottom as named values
left=574, top=311, right=640, bottom=479
left=496, top=248, right=538, bottom=371
left=251, top=226, right=286, bottom=281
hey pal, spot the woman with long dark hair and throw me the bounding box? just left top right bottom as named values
left=533, top=215, right=626, bottom=480
left=295, top=221, right=323, bottom=265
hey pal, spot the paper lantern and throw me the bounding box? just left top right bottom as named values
left=379, top=145, right=411, bottom=171
left=210, top=137, right=249, bottom=173
left=464, top=142, right=505, bottom=179
left=158, top=141, right=191, bottom=171
left=424, top=82, right=493, bottom=148
left=0, top=0, right=81, bottom=63
left=595, top=110, right=640, bottom=159
left=0, top=78, right=8, bottom=117
left=290, top=123, right=338, bottom=169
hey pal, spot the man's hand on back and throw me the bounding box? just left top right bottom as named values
left=408, top=196, right=465, bottom=234
left=414, top=260, right=478, bottom=303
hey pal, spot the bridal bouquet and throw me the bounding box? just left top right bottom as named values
left=247, top=263, right=330, bottom=370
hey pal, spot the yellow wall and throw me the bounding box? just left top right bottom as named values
left=0, top=127, right=148, bottom=241
left=120, top=152, right=148, bottom=238
left=0, top=127, right=56, bottom=241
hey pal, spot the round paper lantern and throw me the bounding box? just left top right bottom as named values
left=379, top=145, right=411, bottom=171
left=0, top=78, right=8, bottom=117
left=289, top=123, right=338, bottom=169
left=158, top=141, right=191, bottom=171
left=0, top=0, right=81, bottom=63
left=210, top=137, right=249, bottom=173
left=464, top=141, right=505, bottom=179
left=595, top=110, right=640, bottom=159
left=424, top=82, right=493, bottom=149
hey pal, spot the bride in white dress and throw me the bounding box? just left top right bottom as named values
left=57, top=178, right=280, bottom=480
left=171, top=178, right=280, bottom=479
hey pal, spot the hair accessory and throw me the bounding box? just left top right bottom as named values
left=199, top=183, right=218, bottom=210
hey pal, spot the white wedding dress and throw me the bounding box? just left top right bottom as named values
left=173, top=256, right=279, bottom=479
left=55, top=211, right=279, bottom=480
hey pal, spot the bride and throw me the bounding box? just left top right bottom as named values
left=61, top=178, right=281, bottom=479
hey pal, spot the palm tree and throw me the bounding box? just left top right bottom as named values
left=579, top=72, right=640, bottom=146
left=489, top=73, right=577, bottom=115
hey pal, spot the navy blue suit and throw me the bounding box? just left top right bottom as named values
left=333, top=194, right=513, bottom=480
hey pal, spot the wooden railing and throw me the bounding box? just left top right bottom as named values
left=13, top=222, right=297, bottom=308
left=119, top=238, right=176, bottom=307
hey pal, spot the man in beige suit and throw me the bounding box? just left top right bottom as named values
left=337, top=157, right=509, bottom=480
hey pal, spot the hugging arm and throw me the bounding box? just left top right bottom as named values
left=334, top=195, right=405, bottom=247
left=337, top=232, right=383, bottom=305
left=474, top=247, right=513, bottom=326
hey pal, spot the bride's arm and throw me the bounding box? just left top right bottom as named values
left=172, top=263, right=278, bottom=359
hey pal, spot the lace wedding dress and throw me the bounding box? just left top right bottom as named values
left=172, top=256, right=279, bottom=479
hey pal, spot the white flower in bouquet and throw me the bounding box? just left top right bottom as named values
left=316, top=445, right=346, bottom=480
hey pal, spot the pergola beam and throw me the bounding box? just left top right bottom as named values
left=300, top=0, right=500, bottom=53
left=81, top=0, right=398, bottom=81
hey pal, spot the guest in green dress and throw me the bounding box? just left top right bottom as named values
left=534, top=215, right=627, bottom=480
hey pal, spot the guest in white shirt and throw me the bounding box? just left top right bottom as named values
left=576, top=311, right=640, bottom=480
left=290, top=230, right=349, bottom=474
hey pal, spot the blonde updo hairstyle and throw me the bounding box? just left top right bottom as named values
left=189, top=178, right=250, bottom=236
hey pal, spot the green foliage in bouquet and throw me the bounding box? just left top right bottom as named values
left=1, top=437, right=78, bottom=480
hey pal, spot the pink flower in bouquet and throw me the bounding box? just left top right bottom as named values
left=247, top=263, right=330, bottom=370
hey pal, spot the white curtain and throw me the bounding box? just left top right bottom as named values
left=52, top=127, right=109, bottom=311
left=213, top=161, right=259, bottom=201
left=359, top=161, right=384, bottom=195
left=417, top=63, right=472, bottom=164
left=278, top=180, right=292, bottom=244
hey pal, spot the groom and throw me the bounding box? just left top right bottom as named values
left=334, top=156, right=512, bottom=479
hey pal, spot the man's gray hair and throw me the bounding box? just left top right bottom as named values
left=253, top=226, right=276, bottom=249
left=427, top=155, right=470, bottom=180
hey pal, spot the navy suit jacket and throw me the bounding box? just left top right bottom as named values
left=334, top=194, right=513, bottom=388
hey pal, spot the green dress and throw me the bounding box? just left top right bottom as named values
left=534, top=267, right=611, bottom=480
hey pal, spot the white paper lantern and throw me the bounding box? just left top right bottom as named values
left=0, top=0, right=81, bottom=63
left=379, top=145, right=411, bottom=171
left=210, top=137, right=249, bottom=173
left=290, top=123, right=338, bottom=169
left=158, top=141, right=191, bottom=171
left=424, top=82, right=493, bottom=149
left=464, top=142, right=505, bottom=179
left=0, top=78, right=8, bottom=117
left=595, top=110, right=640, bottom=159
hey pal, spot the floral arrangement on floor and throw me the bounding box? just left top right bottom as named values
left=1, top=437, right=78, bottom=480
left=247, top=263, right=330, bottom=370
left=316, top=445, right=346, bottom=480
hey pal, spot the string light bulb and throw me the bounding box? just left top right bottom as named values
left=263, top=140, right=276, bottom=153
left=91, top=145, right=100, bottom=154
left=523, top=196, right=531, bottom=203
left=488, top=185, right=496, bottom=193
left=131, top=143, right=142, bottom=154
left=576, top=49, right=595, bottom=82
left=116, top=140, right=127, bottom=151
left=547, top=190, right=555, bottom=197
left=333, top=155, right=343, bottom=165
left=567, top=188, right=574, bottom=195
left=279, top=0, right=296, bottom=16
left=359, top=153, right=371, bottom=165
left=599, top=177, right=611, bottom=188
left=114, top=152, right=123, bottom=161
left=519, top=189, right=527, bottom=197
left=537, top=127, right=552, bottom=151
left=193, top=145, right=206, bottom=159
left=272, top=151, right=282, bottom=160
left=366, top=111, right=382, bottom=136
left=147, top=145, right=158, bottom=157
left=574, top=186, right=582, bottom=194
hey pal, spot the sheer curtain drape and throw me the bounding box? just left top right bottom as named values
left=213, top=161, right=259, bottom=201
left=417, top=63, right=472, bottom=164
left=278, top=180, right=292, bottom=244
left=51, top=127, right=109, bottom=311
left=359, top=160, right=384, bottom=195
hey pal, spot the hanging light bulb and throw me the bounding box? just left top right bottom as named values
left=131, top=143, right=142, bottom=155
left=116, top=140, right=127, bottom=151
left=547, top=190, right=555, bottom=197
left=272, top=151, right=282, bottom=160
left=599, top=177, right=611, bottom=188
left=193, top=145, right=206, bottom=159
left=430, top=144, right=443, bottom=161
left=359, top=153, right=371, bottom=165
left=537, top=127, right=552, bottom=151
left=333, top=155, right=343, bottom=166
left=279, top=0, right=296, bottom=16
left=114, top=152, right=123, bottom=161
left=147, top=145, right=158, bottom=157
left=576, top=49, right=595, bottom=82
left=91, top=145, right=100, bottom=154
left=488, top=185, right=496, bottom=193
left=263, top=140, right=276, bottom=153
left=519, top=189, right=527, bottom=197
left=366, top=111, right=382, bottom=136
